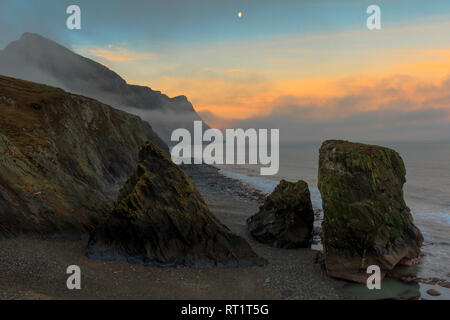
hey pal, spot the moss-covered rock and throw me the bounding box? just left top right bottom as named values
left=247, top=180, right=314, bottom=248
left=0, top=75, right=168, bottom=237
left=318, top=140, right=423, bottom=283
left=86, top=142, right=266, bottom=267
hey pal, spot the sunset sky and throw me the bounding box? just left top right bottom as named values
left=1, top=0, right=450, bottom=140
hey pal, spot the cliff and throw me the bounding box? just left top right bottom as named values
left=0, top=75, right=167, bottom=237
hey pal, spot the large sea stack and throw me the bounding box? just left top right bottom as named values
left=0, top=75, right=167, bottom=237
left=86, top=142, right=266, bottom=268
left=247, top=180, right=314, bottom=248
left=318, top=140, right=423, bottom=283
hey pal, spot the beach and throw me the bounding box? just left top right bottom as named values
left=0, top=164, right=344, bottom=300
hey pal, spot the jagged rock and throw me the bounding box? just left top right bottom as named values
left=247, top=180, right=314, bottom=248
left=0, top=75, right=167, bottom=237
left=318, top=140, right=423, bottom=283
left=86, top=142, right=266, bottom=268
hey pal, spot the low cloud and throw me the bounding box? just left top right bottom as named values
left=222, top=75, right=450, bottom=142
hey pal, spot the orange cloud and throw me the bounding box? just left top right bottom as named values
left=75, top=45, right=155, bottom=62
left=142, top=70, right=448, bottom=128
left=113, top=21, right=450, bottom=128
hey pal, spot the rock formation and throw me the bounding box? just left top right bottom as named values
left=318, top=140, right=423, bottom=283
left=86, top=142, right=266, bottom=267
left=247, top=180, right=314, bottom=248
left=0, top=75, right=167, bottom=237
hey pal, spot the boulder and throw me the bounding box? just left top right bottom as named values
left=247, top=180, right=314, bottom=248
left=318, top=140, right=423, bottom=283
left=426, top=289, right=441, bottom=297
left=86, top=142, right=266, bottom=268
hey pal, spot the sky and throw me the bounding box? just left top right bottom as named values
left=0, top=0, right=449, bottom=141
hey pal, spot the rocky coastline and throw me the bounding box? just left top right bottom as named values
left=0, top=75, right=446, bottom=300
left=0, top=162, right=344, bottom=299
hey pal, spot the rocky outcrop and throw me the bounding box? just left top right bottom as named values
left=86, top=142, right=266, bottom=268
left=0, top=33, right=208, bottom=142
left=318, top=140, right=423, bottom=283
left=0, top=75, right=167, bottom=237
left=247, top=180, right=314, bottom=248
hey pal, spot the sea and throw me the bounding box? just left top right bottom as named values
left=213, top=140, right=450, bottom=299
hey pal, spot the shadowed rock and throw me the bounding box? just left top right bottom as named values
left=318, top=140, right=423, bottom=283
left=0, top=75, right=167, bottom=237
left=86, top=142, right=266, bottom=268
left=247, top=180, right=314, bottom=248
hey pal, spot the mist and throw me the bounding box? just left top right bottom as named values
left=227, top=75, right=450, bottom=143
left=0, top=33, right=206, bottom=144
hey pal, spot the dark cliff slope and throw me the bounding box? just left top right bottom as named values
left=0, top=75, right=167, bottom=237
left=0, top=33, right=206, bottom=142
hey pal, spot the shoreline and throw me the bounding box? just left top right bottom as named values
left=1, top=162, right=448, bottom=300
left=183, top=164, right=450, bottom=300
left=0, top=164, right=345, bottom=300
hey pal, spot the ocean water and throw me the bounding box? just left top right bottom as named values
left=214, top=141, right=450, bottom=284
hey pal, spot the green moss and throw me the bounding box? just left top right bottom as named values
left=318, top=140, right=422, bottom=267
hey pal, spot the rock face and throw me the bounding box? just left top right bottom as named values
left=86, top=142, right=266, bottom=267
left=318, top=140, right=423, bottom=283
left=0, top=33, right=208, bottom=142
left=0, top=75, right=167, bottom=237
left=247, top=180, right=314, bottom=248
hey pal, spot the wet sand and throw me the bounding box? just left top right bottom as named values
left=0, top=165, right=345, bottom=300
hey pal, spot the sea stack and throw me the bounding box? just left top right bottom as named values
left=86, top=141, right=266, bottom=268
left=247, top=180, right=314, bottom=248
left=318, top=140, right=423, bottom=283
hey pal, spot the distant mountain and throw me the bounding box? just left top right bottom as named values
left=0, top=33, right=207, bottom=142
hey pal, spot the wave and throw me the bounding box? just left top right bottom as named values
left=214, top=166, right=450, bottom=225
left=411, top=205, right=450, bottom=226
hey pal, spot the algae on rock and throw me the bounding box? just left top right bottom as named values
left=247, top=180, right=314, bottom=248
left=0, top=75, right=167, bottom=237
left=318, top=140, right=423, bottom=283
left=86, top=142, right=266, bottom=268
